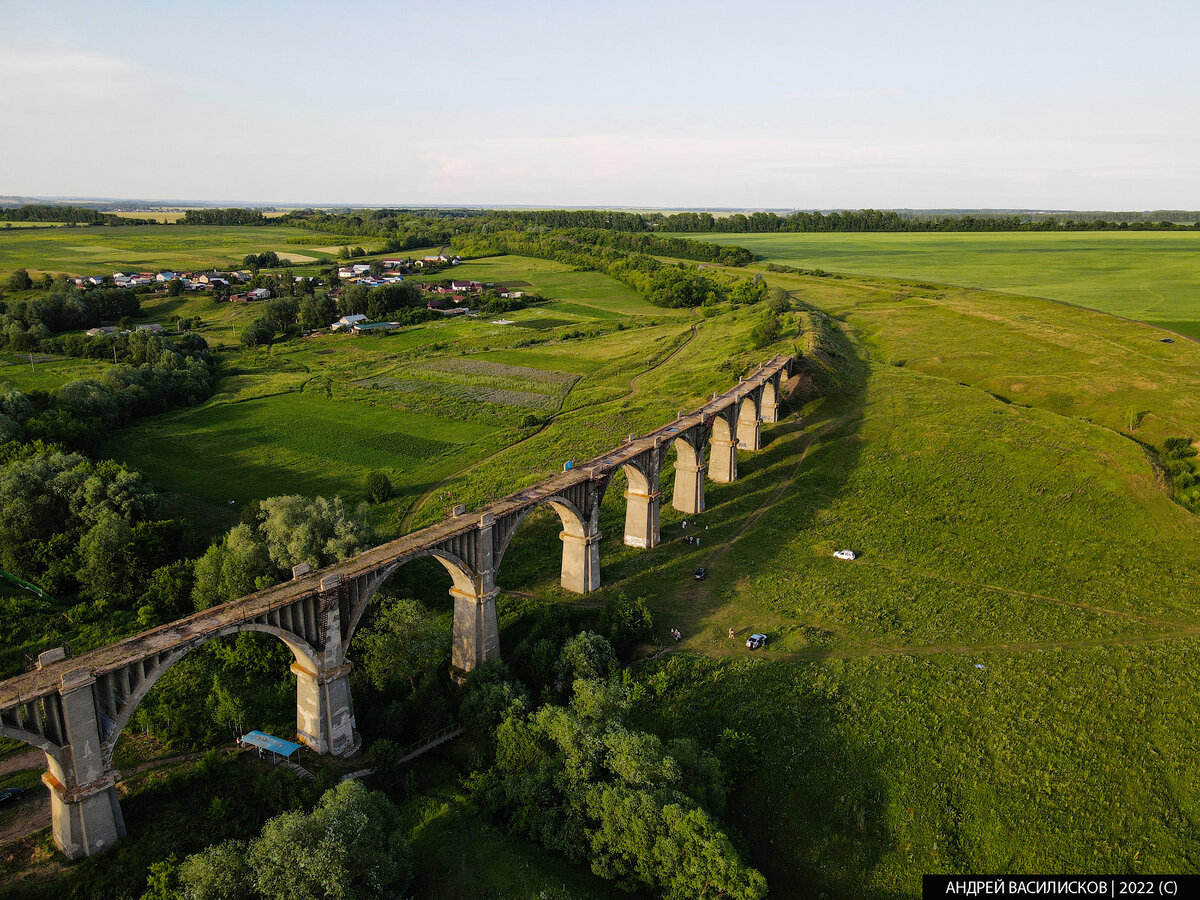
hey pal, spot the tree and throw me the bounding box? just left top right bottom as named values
left=555, top=631, right=616, bottom=686
left=356, top=596, right=446, bottom=691
left=299, top=293, right=337, bottom=332
left=599, top=593, right=652, bottom=651
left=240, top=317, right=275, bottom=348
left=257, top=494, right=373, bottom=572
left=192, top=523, right=274, bottom=609
left=167, top=278, right=184, bottom=297
left=364, top=470, right=392, bottom=503
left=750, top=309, right=781, bottom=348
left=177, top=841, right=253, bottom=899
left=7, top=269, right=32, bottom=291
left=246, top=781, right=411, bottom=900
left=768, top=285, right=791, bottom=313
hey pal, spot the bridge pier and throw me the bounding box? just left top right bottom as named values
left=450, top=586, right=499, bottom=678
left=737, top=405, right=762, bottom=451
left=623, top=487, right=661, bottom=548
left=293, top=660, right=360, bottom=757
left=761, top=400, right=778, bottom=423
left=709, top=437, right=739, bottom=483
left=295, top=579, right=360, bottom=757
left=560, top=529, right=602, bottom=593
left=47, top=669, right=125, bottom=860
left=672, top=461, right=706, bottom=514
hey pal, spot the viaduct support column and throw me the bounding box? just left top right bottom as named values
left=295, top=581, right=360, bottom=757
left=672, top=461, right=706, bottom=514
left=709, top=437, right=739, bottom=483
left=761, top=399, right=779, bottom=424
left=560, top=528, right=602, bottom=593
left=450, top=586, right=500, bottom=679
left=47, top=668, right=125, bottom=860
left=623, top=487, right=661, bottom=549
left=451, top=512, right=500, bottom=681
left=737, top=413, right=762, bottom=451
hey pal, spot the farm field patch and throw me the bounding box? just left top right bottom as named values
left=100, top=389, right=514, bottom=536
left=0, top=224, right=350, bottom=277
left=675, top=231, right=1200, bottom=338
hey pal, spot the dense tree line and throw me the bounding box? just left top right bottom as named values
left=0, top=283, right=141, bottom=343
left=0, top=204, right=154, bottom=226
left=651, top=209, right=1200, bottom=233
left=469, top=644, right=766, bottom=899
left=153, top=780, right=412, bottom=900
left=452, top=230, right=744, bottom=309
left=0, top=333, right=215, bottom=450
left=181, top=208, right=269, bottom=226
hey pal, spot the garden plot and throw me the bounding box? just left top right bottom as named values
left=358, top=358, right=580, bottom=411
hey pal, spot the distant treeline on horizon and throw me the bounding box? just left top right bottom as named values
left=3, top=204, right=1199, bottom=233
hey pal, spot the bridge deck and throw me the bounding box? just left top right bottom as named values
left=0, top=355, right=789, bottom=708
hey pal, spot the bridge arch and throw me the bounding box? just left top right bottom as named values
left=100, top=624, right=321, bottom=766
left=737, top=391, right=762, bottom=451
left=346, top=547, right=479, bottom=645
left=495, top=494, right=599, bottom=595
left=670, top=431, right=708, bottom=514
left=0, top=709, right=64, bottom=761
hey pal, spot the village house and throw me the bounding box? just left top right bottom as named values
left=136, top=323, right=164, bottom=333
left=85, top=326, right=119, bottom=337
left=351, top=321, right=402, bottom=335
left=331, top=314, right=368, bottom=331
left=247, top=287, right=271, bottom=301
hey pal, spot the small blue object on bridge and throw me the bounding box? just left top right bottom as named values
left=240, top=731, right=302, bottom=761
left=564, top=460, right=574, bottom=471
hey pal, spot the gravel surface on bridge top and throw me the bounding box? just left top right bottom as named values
left=0, top=356, right=789, bottom=708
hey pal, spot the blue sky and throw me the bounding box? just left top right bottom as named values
left=2, top=0, right=1198, bottom=208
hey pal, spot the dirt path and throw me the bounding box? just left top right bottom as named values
left=0, top=793, right=48, bottom=848
left=0, top=750, right=40, bottom=779
left=0, top=748, right=236, bottom=850
left=400, top=320, right=700, bottom=531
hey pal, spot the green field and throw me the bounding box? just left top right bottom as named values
left=8, top=231, right=1200, bottom=896
left=394, top=259, right=1200, bottom=894
left=90, top=257, right=719, bottom=538
left=0, top=224, right=356, bottom=276
left=668, top=231, right=1200, bottom=339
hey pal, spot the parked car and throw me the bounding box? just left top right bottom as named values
left=693, top=567, right=707, bottom=580
left=746, top=633, right=768, bottom=650
left=833, top=549, right=857, bottom=561
left=0, top=787, right=25, bottom=807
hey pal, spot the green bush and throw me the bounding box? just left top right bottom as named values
left=364, top=470, right=392, bottom=503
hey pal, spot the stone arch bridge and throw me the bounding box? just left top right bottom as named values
left=0, top=355, right=792, bottom=859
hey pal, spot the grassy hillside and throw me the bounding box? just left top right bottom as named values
left=666, top=231, right=1200, bottom=339
left=6, top=236, right=1200, bottom=896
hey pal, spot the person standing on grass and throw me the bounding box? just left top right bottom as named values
left=729, top=627, right=735, bottom=640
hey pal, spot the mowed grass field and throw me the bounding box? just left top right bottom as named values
left=0, top=224, right=354, bottom=276
left=668, top=231, right=1200, bottom=339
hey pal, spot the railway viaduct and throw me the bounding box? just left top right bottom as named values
left=0, top=354, right=792, bottom=859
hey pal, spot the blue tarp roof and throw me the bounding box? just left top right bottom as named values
left=240, top=731, right=301, bottom=758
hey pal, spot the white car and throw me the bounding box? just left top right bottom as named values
left=746, top=634, right=767, bottom=650
left=833, top=549, right=857, bottom=561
